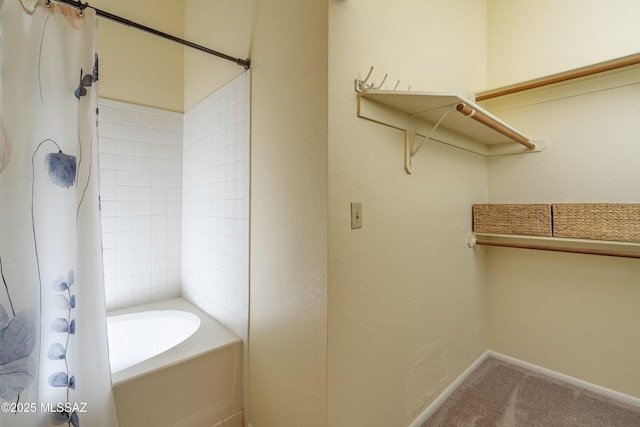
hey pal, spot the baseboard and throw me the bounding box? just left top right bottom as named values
left=487, top=351, right=640, bottom=409
left=408, top=349, right=640, bottom=427
left=407, top=350, right=492, bottom=427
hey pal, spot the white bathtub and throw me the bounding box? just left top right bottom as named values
left=107, top=309, right=201, bottom=374
left=107, top=298, right=243, bottom=427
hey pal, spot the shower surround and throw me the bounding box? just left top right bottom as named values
left=98, top=99, right=184, bottom=310
left=98, top=71, right=250, bottom=344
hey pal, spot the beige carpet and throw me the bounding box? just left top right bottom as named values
left=422, top=357, right=640, bottom=427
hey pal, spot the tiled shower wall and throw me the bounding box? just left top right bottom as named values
left=182, top=73, right=250, bottom=340
left=98, top=72, right=250, bottom=344
left=98, top=99, right=183, bottom=311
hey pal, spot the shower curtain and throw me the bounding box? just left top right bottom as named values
left=0, top=1, right=117, bottom=426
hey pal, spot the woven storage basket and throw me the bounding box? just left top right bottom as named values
left=552, top=203, right=640, bottom=243
left=472, top=204, right=552, bottom=236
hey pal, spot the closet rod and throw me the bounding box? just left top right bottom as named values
left=456, top=103, right=536, bottom=149
left=475, top=239, right=640, bottom=259
left=476, top=53, right=640, bottom=101
left=51, top=0, right=251, bottom=70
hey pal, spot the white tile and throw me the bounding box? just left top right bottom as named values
left=135, top=200, right=152, bottom=215
left=168, top=159, right=182, bottom=174
left=152, top=129, right=169, bottom=145
left=135, top=229, right=152, bottom=246
left=102, top=232, right=117, bottom=249
left=116, top=263, right=135, bottom=281
left=102, top=247, right=116, bottom=264
left=117, top=154, right=135, bottom=171
left=151, top=285, right=168, bottom=302
left=135, top=186, right=152, bottom=201
left=116, top=244, right=135, bottom=261
left=152, top=158, right=168, bottom=173
left=98, top=121, right=118, bottom=138
left=115, top=292, right=135, bottom=310
left=105, top=295, right=117, bottom=312
left=167, top=117, right=183, bottom=133
left=135, top=273, right=152, bottom=290
left=135, top=245, right=152, bottom=261
left=117, top=107, right=137, bottom=125
left=152, top=243, right=168, bottom=258
left=168, top=255, right=181, bottom=271
left=117, top=170, right=134, bottom=186
left=152, top=186, right=168, bottom=201
left=103, top=263, right=116, bottom=281
left=167, top=146, right=182, bottom=160
left=117, top=185, right=135, bottom=201
left=152, top=257, right=168, bottom=273
left=117, top=139, right=135, bottom=155
left=167, top=283, right=181, bottom=298
left=152, top=172, right=168, bottom=187
left=137, top=111, right=164, bottom=129
left=168, top=131, right=182, bottom=146
left=135, top=215, right=152, bottom=230
left=135, top=156, right=153, bottom=172
left=135, top=259, right=152, bottom=276
left=116, top=216, right=135, bottom=232
left=117, top=124, right=136, bottom=140
left=134, top=289, right=152, bottom=306
left=152, top=229, right=168, bottom=244
left=136, top=126, right=154, bottom=143
left=100, top=185, right=117, bottom=201
left=100, top=169, right=117, bottom=186
left=135, top=141, right=153, bottom=157
left=100, top=153, right=117, bottom=170
left=117, top=201, right=135, bottom=217
left=135, top=171, right=152, bottom=186
left=98, top=105, right=118, bottom=122
left=151, top=201, right=168, bottom=215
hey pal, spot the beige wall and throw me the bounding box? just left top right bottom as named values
left=328, top=1, right=488, bottom=425
left=248, top=0, right=328, bottom=426
left=183, top=0, right=253, bottom=111
left=485, top=1, right=640, bottom=398
left=487, top=0, right=640, bottom=88
left=93, top=0, right=184, bottom=112
left=92, top=1, right=640, bottom=424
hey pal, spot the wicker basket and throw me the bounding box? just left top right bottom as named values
left=472, top=204, right=552, bottom=236
left=552, top=204, right=640, bottom=243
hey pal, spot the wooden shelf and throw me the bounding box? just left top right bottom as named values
left=356, top=89, right=547, bottom=173
left=468, top=233, right=640, bottom=259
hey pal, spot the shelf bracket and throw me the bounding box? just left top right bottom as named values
left=405, top=107, right=453, bottom=174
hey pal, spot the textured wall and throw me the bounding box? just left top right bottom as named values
left=328, top=1, right=488, bottom=425
left=92, top=0, right=185, bottom=112
left=485, top=0, right=640, bottom=399
left=183, top=0, right=253, bottom=111
left=487, top=0, right=640, bottom=88
left=248, top=0, right=329, bottom=425
left=485, top=72, right=640, bottom=398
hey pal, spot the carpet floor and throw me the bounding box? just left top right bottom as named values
left=422, top=357, right=640, bottom=427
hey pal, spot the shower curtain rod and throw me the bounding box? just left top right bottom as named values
left=50, top=0, right=251, bottom=70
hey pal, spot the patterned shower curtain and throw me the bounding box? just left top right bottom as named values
left=0, top=1, right=117, bottom=426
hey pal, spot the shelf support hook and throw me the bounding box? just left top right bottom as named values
left=355, top=66, right=375, bottom=92
left=373, top=74, right=388, bottom=90
left=405, top=107, right=452, bottom=173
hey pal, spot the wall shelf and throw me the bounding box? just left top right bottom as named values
left=356, top=89, right=547, bottom=173
left=467, top=232, right=640, bottom=259
left=468, top=203, right=640, bottom=259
